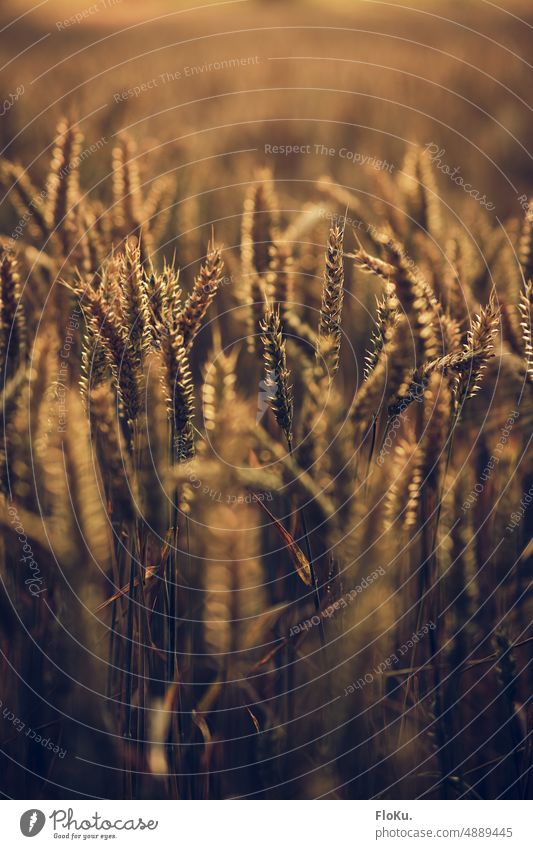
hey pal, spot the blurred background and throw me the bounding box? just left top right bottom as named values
left=1, top=0, right=532, bottom=246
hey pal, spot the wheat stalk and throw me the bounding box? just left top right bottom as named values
left=90, top=382, right=138, bottom=522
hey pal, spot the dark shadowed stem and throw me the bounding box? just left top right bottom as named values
left=400, top=407, right=459, bottom=745
left=352, top=417, right=373, bottom=485
left=166, top=421, right=180, bottom=784
left=298, top=507, right=326, bottom=649
left=399, top=489, right=438, bottom=747
left=431, top=409, right=459, bottom=557
left=167, top=422, right=179, bottom=685
left=181, top=512, right=196, bottom=800
left=362, top=416, right=378, bottom=498
left=286, top=434, right=326, bottom=650
left=124, top=524, right=137, bottom=742
left=123, top=520, right=138, bottom=799
left=107, top=539, right=124, bottom=699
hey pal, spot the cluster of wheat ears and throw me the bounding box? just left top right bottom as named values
left=0, top=118, right=532, bottom=800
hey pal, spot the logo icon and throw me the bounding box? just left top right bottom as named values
left=20, top=810, right=46, bottom=837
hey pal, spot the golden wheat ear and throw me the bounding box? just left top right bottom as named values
left=177, top=240, right=225, bottom=351
left=0, top=321, right=56, bottom=504
left=80, top=328, right=105, bottom=403
left=118, top=237, right=151, bottom=365
left=160, top=261, right=182, bottom=322
left=0, top=246, right=26, bottom=378
left=272, top=250, right=295, bottom=320
left=0, top=160, right=50, bottom=240
left=316, top=224, right=344, bottom=379
left=112, top=135, right=141, bottom=235
left=518, top=199, right=533, bottom=284
left=397, top=146, right=434, bottom=232
left=518, top=279, right=533, bottom=383
left=348, top=244, right=395, bottom=282
left=453, top=293, right=500, bottom=409
left=160, top=325, right=195, bottom=462
left=349, top=313, right=412, bottom=432
left=439, top=312, right=462, bottom=357
left=242, top=170, right=280, bottom=352
left=389, top=312, right=460, bottom=415
left=364, top=285, right=399, bottom=380
left=241, top=168, right=280, bottom=278
left=384, top=430, right=420, bottom=531
left=80, top=302, right=109, bottom=403
left=84, top=287, right=141, bottom=431
left=78, top=204, right=107, bottom=279
left=260, top=305, right=293, bottom=450
left=46, top=118, right=83, bottom=256
left=499, top=297, right=524, bottom=359
left=381, top=236, right=440, bottom=363
left=202, top=340, right=238, bottom=447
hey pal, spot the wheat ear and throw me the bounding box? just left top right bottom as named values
left=518, top=200, right=533, bottom=284
left=177, top=241, right=225, bottom=351
left=317, top=224, right=344, bottom=378
left=518, top=280, right=533, bottom=383
left=260, top=305, right=293, bottom=449
left=0, top=247, right=25, bottom=377
left=160, top=327, right=195, bottom=462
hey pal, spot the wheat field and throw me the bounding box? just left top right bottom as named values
left=0, top=0, right=532, bottom=802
